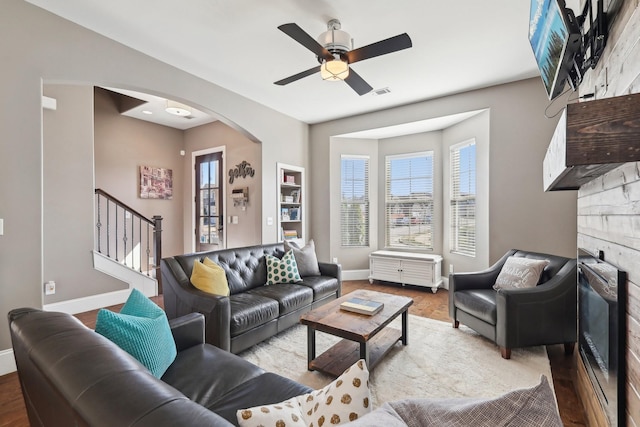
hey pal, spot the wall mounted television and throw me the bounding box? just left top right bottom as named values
left=529, top=0, right=582, bottom=100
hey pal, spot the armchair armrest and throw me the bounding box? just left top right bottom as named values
left=169, top=312, right=205, bottom=352
left=495, top=259, right=578, bottom=349
left=161, top=258, right=232, bottom=351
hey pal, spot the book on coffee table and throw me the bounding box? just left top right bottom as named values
left=340, top=297, right=384, bottom=315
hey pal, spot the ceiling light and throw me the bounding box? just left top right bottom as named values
left=142, top=110, right=153, bottom=115
left=320, top=57, right=349, bottom=81
left=165, top=100, right=192, bottom=117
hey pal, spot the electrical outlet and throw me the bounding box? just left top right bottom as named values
left=332, top=257, right=338, bottom=264
left=449, top=264, right=454, bottom=274
left=45, top=281, right=56, bottom=295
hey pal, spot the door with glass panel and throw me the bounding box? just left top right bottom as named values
left=195, top=152, right=224, bottom=251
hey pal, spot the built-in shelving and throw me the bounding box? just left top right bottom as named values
left=277, top=163, right=305, bottom=244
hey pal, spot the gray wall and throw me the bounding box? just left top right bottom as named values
left=0, top=0, right=307, bottom=353
left=184, top=121, right=262, bottom=251
left=329, top=138, right=379, bottom=269
left=43, top=85, right=126, bottom=304
left=442, top=110, right=491, bottom=273
left=310, top=78, right=578, bottom=272
left=94, top=86, right=185, bottom=259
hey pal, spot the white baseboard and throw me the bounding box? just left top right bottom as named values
left=342, top=269, right=370, bottom=281
left=43, top=289, right=132, bottom=314
left=0, top=349, right=16, bottom=376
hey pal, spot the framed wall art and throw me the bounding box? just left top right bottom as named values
left=140, top=165, right=173, bottom=199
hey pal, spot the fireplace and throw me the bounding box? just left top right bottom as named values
left=578, top=249, right=627, bottom=426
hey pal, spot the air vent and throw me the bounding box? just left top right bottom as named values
left=372, top=87, right=391, bottom=96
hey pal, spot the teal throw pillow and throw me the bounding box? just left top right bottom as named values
left=95, top=288, right=177, bottom=378
left=266, top=250, right=302, bottom=285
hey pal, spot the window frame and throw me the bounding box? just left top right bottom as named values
left=450, top=139, right=476, bottom=257
left=384, top=151, right=434, bottom=250
left=340, top=155, right=370, bottom=248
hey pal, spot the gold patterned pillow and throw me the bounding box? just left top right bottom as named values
left=298, top=359, right=372, bottom=426
left=237, top=396, right=306, bottom=427
left=237, top=359, right=372, bottom=427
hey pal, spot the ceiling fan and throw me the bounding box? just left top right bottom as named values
left=274, top=19, right=412, bottom=95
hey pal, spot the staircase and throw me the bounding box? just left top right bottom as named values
left=94, top=189, right=162, bottom=295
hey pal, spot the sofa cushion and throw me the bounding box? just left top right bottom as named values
left=266, top=250, right=302, bottom=285
left=212, top=373, right=313, bottom=425
left=298, top=276, right=340, bottom=301
left=95, top=289, right=177, bottom=378
left=284, top=239, right=321, bottom=277
left=162, top=343, right=265, bottom=407
left=454, top=289, right=497, bottom=325
left=229, top=293, right=280, bottom=336
left=248, top=283, right=313, bottom=316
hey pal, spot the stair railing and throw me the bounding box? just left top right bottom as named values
left=94, top=188, right=163, bottom=292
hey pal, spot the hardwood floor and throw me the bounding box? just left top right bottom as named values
left=0, top=280, right=586, bottom=426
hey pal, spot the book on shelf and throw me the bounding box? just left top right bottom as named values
left=283, top=229, right=298, bottom=240
left=340, top=297, right=384, bottom=315
left=289, top=207, right=300, bottom=221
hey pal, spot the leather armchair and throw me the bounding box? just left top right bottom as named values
left=449, top=249, right=577, bottom=359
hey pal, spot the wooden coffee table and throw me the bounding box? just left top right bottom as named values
left=299, top=289, right=413, bottom=376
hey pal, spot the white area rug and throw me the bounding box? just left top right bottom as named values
left=239, top=315, right=553, bottom=407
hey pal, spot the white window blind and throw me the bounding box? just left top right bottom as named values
left=385, top=152, right=434, bottom=250
left=341, top=156, right=369, bottom=247
left=450, top=140, right=476, bottom=256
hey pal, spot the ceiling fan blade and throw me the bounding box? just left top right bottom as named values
left=274, top=65, right=321, bottom=86
left=278, top=23, right=333, bottom=61
left=344, top=69, right=373, bottom=96
left=346, top=33, right=412, bottom=64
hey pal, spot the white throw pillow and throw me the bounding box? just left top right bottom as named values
left=493, top=256, right=550, bottom=290
left=237, top=359, right=372, bottom=427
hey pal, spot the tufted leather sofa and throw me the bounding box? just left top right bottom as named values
left=9, top=308, right=312, bottom=426
left=161, top=243, right=341, bottom=354
left=449, top=249, right=577, bottom=359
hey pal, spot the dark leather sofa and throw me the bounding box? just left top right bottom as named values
left=9, top=308, right=312, bottom=427
left=449, top=249, right=577, bottom=359
left=161, top=243, right=341, bottom=354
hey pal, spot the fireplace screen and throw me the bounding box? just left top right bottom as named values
left=578, top=249, right=627, bottom=426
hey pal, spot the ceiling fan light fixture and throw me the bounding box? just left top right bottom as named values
left=320, top=58, right=349, bottom=81
left=165, top=100, right=192, bottom=117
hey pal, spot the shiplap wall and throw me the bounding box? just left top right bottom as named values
left=577, top=0, right=640, bottom=425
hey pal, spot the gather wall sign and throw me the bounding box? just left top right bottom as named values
left=228, top=160, right=256, bottom=184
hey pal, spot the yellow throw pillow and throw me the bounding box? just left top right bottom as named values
left=190, top=258, right=230, bottom=296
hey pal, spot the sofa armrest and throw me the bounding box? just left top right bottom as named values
left=162, top=258, right=232, bottom=351
left=318, top=262, right=342, bottom=296
left=495, top=259, right=578, bottom=348
left=169, top=312, right=205, bottom=352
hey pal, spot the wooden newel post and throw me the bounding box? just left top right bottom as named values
left=153, top=215, right=163, bottom=294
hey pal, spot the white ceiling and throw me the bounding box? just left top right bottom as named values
left=27, top=0, right=546, bottom=125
